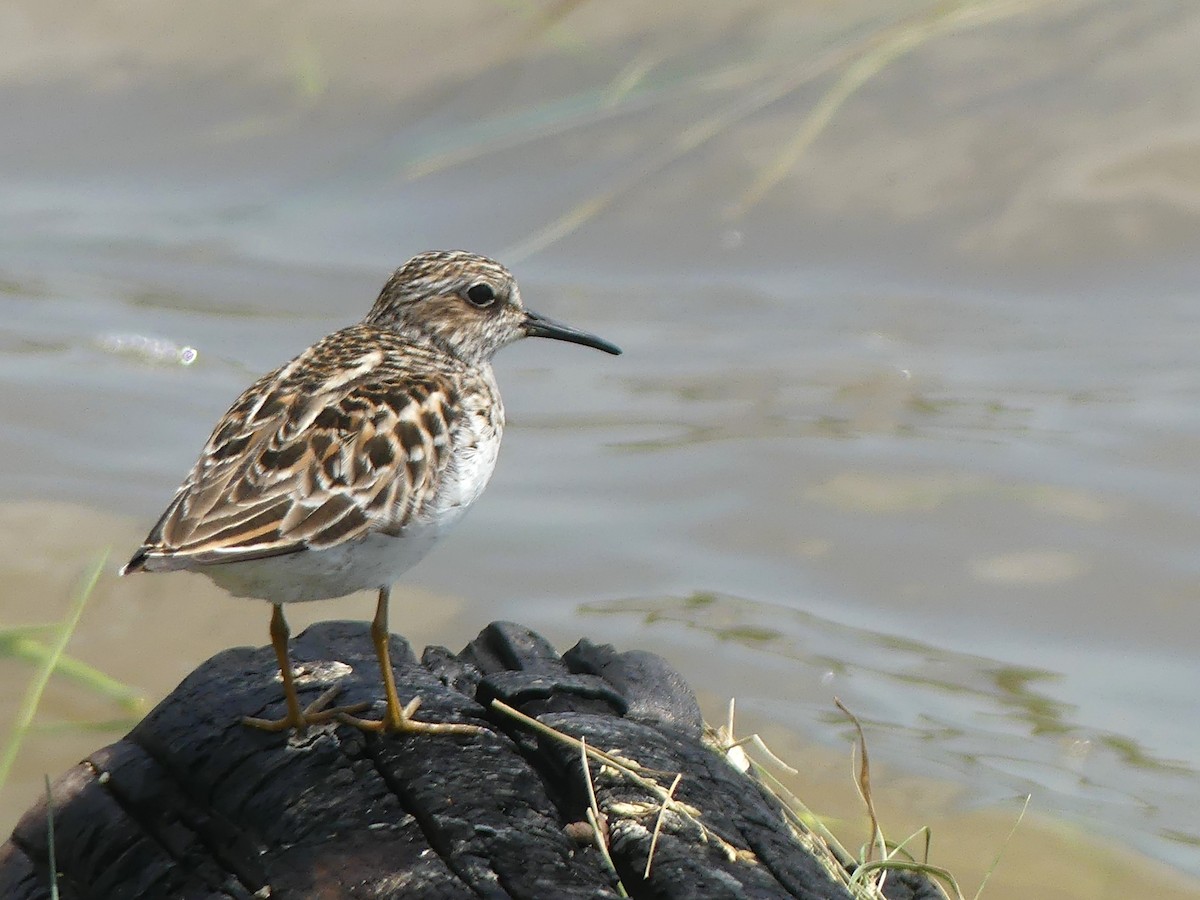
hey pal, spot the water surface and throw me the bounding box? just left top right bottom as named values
left=2, top=1, right=1199, bottom=893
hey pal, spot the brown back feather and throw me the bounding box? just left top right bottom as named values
left=130, top=324, right=479, bottom=568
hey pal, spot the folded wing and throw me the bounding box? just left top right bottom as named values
left=124, top=336, right=458, bottom=574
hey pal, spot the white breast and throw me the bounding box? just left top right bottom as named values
left=426, top=377, right=504, bottom=527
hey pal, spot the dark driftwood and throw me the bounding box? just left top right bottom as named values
left=0, top=621, right=942, bottom=900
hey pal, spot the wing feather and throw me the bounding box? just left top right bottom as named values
left=124, top=326, right=472, bottom=572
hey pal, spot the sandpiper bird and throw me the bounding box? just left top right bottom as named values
left=121, top=250, right=621, bottom=734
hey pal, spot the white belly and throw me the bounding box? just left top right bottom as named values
left=202, top=524, right=439, bottom=603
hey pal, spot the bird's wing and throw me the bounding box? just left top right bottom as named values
left=125, top=333, right=460, bottom=571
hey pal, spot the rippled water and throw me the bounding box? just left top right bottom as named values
left=2, top=1, right=1199, bottom=893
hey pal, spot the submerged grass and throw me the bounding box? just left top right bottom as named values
left=726, top=0, right=1043, bottom=220
left=385, top=0, right=1047, bottom=262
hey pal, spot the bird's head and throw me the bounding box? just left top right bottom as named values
left=366, top=250, right=621, bottom=365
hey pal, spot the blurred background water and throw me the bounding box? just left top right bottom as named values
left=2, top=1, right=1199, bottom=895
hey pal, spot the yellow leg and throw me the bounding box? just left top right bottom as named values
left=243, top=604, right=369, bottom=733
left=373, top=585, right=406, bottom=729
left=337, top=587, right=482, bottom=735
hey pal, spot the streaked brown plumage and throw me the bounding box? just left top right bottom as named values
left=122, top=250, right=620, bottom=735
left=125, top=330, right=487, bottom=571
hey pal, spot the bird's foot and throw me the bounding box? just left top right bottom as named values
left=336, top=695, right=483, bottom=735
left=243, top=685, right=372, bottom=734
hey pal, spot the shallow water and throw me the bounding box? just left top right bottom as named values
left=2, top=1, right=1200, bottom=893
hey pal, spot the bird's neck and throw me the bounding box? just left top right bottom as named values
left=372, top=322, right=491, bottom=370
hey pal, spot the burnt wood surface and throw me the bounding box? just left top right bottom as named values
left=0, top=621, right=943, bottom=899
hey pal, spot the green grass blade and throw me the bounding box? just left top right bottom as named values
left=973, top=794, right=1031, bottom=899
left=0, top=553, right=107, bottom=791
left=0, top=636, right=142, bottom=713
left=0, top=625, right=59, bottom=641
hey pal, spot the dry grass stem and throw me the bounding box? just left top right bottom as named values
left=716, top=698, right=799, bottom=775
left=644, top=772, right=683, bottom=879
left=45, top=774, right=59, bottom=900
left=835, top=698, right=885, bottom=866
left=491, top=699, right=702, bottom=825
left=491, top=688, right=993, bottom=900
left=580, top=736, right=629, bottom=897
left=491, top=699, right=738, bottom=861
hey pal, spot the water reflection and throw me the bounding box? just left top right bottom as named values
left=582, top=591, right=1199, bottom=868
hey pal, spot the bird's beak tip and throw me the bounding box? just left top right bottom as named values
left=524, top=310, right=622, bottom=356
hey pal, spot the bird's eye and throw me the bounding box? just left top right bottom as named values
left=466, top=283, right=497, bottom=308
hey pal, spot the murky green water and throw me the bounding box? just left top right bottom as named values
left=2, top=1, right=1199, bottom=894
